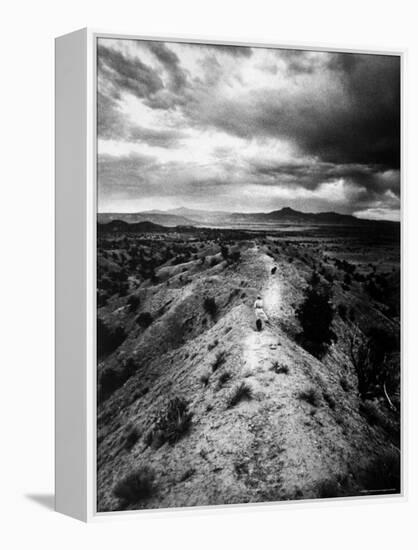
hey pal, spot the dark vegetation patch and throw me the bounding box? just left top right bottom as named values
left=180, top=468, right=196, bottom=482
left=296, top=272, right=335, bottom=358
left=203, top=297, right=218, bottom=318
left=99, top=357, right=138, bottom=402
left=217, top=371, right=232, bottom=389
left=270, top=361, right=289, bottom=375
left=113, top=466, right=155, bottom=505
left=348, top=325, right=400, bottom=401
left=298, top=386, right=321, bottom=407
left=322, top=390, right=336, bottom=410
left=145, top=396, right=192, bottom=448
left=212, top=351, right=226, bottom=372
left=127, top=294, right=140, bottom=312
left=123, top=424, right=141, bottom=451
left=97, top=317, right=126, bottom=359
left=136, top=311, right=153, bottom=329
left=199, top=371, right=210, bottom=387
left=359, top=450, right=400, bottom=494
left=227, top=382, right=253, bottom=408
left=207, top=339, right=218, bottom=351
left=339, top=375, right=350, bottom=392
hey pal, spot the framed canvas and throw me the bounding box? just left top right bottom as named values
left=55, top=29, right=403, bottom=521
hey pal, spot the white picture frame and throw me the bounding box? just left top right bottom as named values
left=55, top=28, right=405, bottom=522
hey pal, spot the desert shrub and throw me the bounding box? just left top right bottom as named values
left=145, top=396, right=192, bottom=448
left=298, top=386, right=321, bottom=407
left=113, top=466, right=155, bottom=504
left=97, top=317, right=126, bottom=358
left=97, top=290, right=109, bottom=307
left=338, top=303, right=347, bottom=320
left=99, top=368, right=123, bottom=400
left=180, top=468, right=196, bottom=482
left=136, top=311, right=153, bottom=329
left=123, top=424, right=141, bottom=451
left=212, top=351, right=226, bottom=372
left=229, top=250, right=241, bottom=263
left=199, top=371, right=210, bottom=387
left=203, top=297, right=218, bottom=318
left=340, top=375, right=350, bottom=392
left=227, top=382, right=253, bottom=408
left=127, top=294, right=140, bottom=312
left=220, top=244, right=229, bottom=260
left=359, top=400, right=382, bottom=426
left=99, top=357, right=138, bottom=402
left=271, top=266, right=277, bottom=275
left=217, top=371, right=232, bottom=388
left=344, top=273, right=352, bottom=287
left=207, top=339, right=218, bottom=351
left=322, top=390, right=336, bottom=410
left=316, top=478, right=344, bottom=499
left=349, top=326, right=399, bottom=399
left=296, top=282, right=335, bottom=358
left=359, top=450, right=400, bottom=494
left=271, top=361, right=289, bottom=375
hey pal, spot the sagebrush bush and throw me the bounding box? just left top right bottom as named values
left=113, top=466, right=155, bottom=504
left=322, top=390, right=336, bottom=410
left=99, top=357, right=137, bottom=402
left=203, top=297, right=218, bottom=317
left=97, top=317, right=126, bottom=358
left=123, top=424, right=141, bottom=451
left=349, top=325, right=399, bottom=399
left=146, top=396, right=192, bottom=448
left=136, top=312, right=153, bottom=329
left=212, top=351, right=226, bottom=372
left=227, top=382, right=253, bottom=408
left=271, top=361, right=289, bottom=375
left=298, top=386, right=321, bottom=407
left=200, top=371, right=210, bottom=387
left=296, top=280, right=335, bottom=358
left=217, top=371, right=232, bottom=388
left=127, top=294, right=140, bottom=312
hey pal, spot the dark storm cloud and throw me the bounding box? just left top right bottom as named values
left=251, top=159, right=400, bottom=196
left=187, top=53, right=400, bottom=171
left=147, top=42, right=188, bottom=92
left=98, top=44, right=163, bottom=100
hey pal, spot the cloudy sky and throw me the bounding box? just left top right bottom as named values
left=97, top=38, right=400, bottom=220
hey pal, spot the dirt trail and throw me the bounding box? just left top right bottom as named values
left=243, top=251, right=283, bottom=372
left=241, top=248, right=352, bottom=499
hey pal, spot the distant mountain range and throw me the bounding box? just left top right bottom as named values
left=98, top=206, right=398, bottom=229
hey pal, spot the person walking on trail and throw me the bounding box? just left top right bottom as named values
left=254, top=295, right=268, bottom=331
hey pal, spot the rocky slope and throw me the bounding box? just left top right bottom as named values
left=97, top=241, right=400, bottom=511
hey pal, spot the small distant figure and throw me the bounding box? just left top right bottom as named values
left=271, top=266, right=277, bottom=275
left=254, top=295, right=268, bottom=331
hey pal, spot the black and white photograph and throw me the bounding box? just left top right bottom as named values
left=96, top=37, right=401, bottom=512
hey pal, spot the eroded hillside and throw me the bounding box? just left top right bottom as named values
left=97, top=229, right=400, bottom=511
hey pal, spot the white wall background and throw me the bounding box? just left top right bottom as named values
left=1, top=0, right=417, bottom=547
